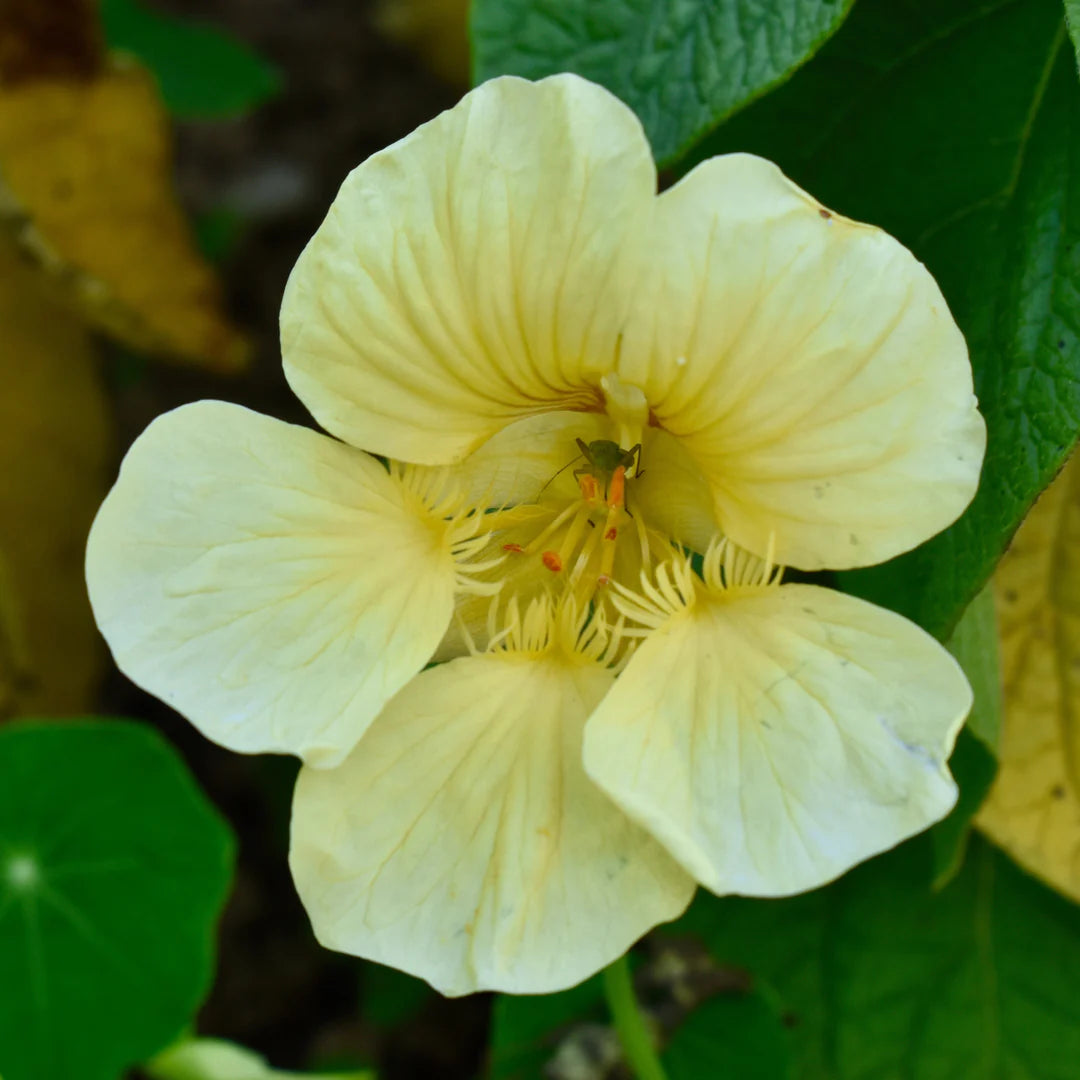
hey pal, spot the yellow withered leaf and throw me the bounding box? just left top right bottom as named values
left=0, top=59, right=249, bottom=372
left=977, top=452, right=1080, bottom=901
left=0, top=238, right=109, bottom=717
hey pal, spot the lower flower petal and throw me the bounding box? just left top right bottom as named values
left=583, top=584, right=971, bottom=896
left=86, top=401, right=460, bottom=767
left=289, top=650, right=695, bottom=995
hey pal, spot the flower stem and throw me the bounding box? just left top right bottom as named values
left=602, top=954, right=669, bottom=1080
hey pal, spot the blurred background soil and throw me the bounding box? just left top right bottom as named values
left=103, top=2, right=488, bottom=1075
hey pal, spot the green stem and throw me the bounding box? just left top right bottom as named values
left=603, top=954, right=669, bottom=1080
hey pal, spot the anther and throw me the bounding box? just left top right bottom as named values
left=503, top=543, right=524, bottom=553
left=542, top=551, right=563, bottom=573
left=607, top=466, right=626, bottom=509
left=604, top=527, right=618, bottom=541
left=579, top=474, right=599, bottom=502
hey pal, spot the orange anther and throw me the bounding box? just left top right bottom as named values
left=608, top=466, right=626, bottom=508
left=503, top=542, right=524, bottom=553
left=542, top=551, right=563, bottom=573
left=597, top=574, right=611, bottom=586
left=604, top=526, right=618, bottom=541
left=579, top=473, right=599, bottom=501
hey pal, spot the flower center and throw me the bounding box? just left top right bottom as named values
left=496, top=439, right=655, bottom=607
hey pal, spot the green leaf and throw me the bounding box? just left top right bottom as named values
left=0, top=719, right=235, bottom=1080
left=663, top=991, right=792, bottom=1080
left=470, top=0, right=857, bottom=165
left=102, top=0, right=280, bottom=119
left=360, top=962, right=432, bottom=1029
left=147, top=1037, right=374, bottom=1080
left=691, top=0, right=1080, bottom=641
left=932, top=585, right=1004, bottom=886
left=931, top=729, right=999, bottom=890
left=674, top=835, right=1080, bottom=1079
left=489, top=976, right=605, bottom=1079
left=1066, top=1, right=1080, bottom=69
left=945, top=586, right=1004, bottom=753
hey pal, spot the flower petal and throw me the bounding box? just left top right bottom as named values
left=632, top=427, right=719, bottom=554
left=281, top=74, right=654, bottom=464
left=583, top=583, right=970, bottom=896
left=290, top=651, right=695, bottom=994
left=86, top=401, right=459, bottom=767
left=617, top=153, right=985, bottom=571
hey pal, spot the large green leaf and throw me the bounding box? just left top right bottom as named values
left=693, top=0, right=1080, bottom=641
left=1067, top=1, right=1080, bottom=68
left=0, top=720, right=235, bottom=1080
left=663, top=991, right=792, bottom=1080
left=102, top=0, right=280, bottom=119
left=931, top=585, right=1003, bottom=886
left=470, top=0, right=856, bottom=165
left=675, top=835, right=1080, bottom=1079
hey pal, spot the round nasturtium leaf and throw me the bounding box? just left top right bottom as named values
left=0, top=719, right=235, bottom=1080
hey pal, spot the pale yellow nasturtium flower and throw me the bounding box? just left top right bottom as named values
left=86, top=75, right=986, bottom=996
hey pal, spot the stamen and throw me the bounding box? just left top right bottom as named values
left=596, top=505, right=621, bottom=587
left=633, top=510, right=652, bottom=568
left=701, top=535, right=784, bottom=593
left=568, top=515, right=604, bottom=587
left=523, top=500, right=580, bottom=555
left=472, top=434, right=668, bottom=616
left=483, top=592, right=632, bottom=669
left=607, top=554, right=697, bottom=630
left=579, top=473, right=599, bottom=502
left=607, top=465, right=626, bottom=509
left=555, top=502, right=594, bottom=569
left=389, top=462, right=505, bottom=600
left=454, top=608, right=479, bottom=657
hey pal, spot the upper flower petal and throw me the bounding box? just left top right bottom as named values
left=583, top=581, right=970, bottom=896
left=86, top=401, right=462, bottom=768
left=290, top=649, right=695, bottom=995
left=617, top=153, right=986, bottom=571
left=281, top=73, right=655, bottom=465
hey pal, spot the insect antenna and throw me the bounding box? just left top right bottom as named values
left=536, top=449, right=585, bottom=499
